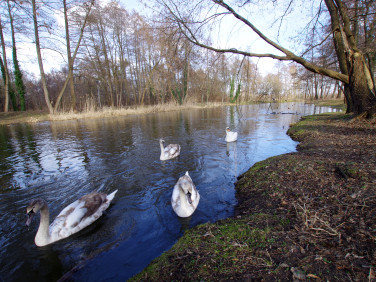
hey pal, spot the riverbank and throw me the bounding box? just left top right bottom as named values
left=0, top=99, right=332, bottom=126
left=131, top=108, right=376, bottom=280
left=0, top=103, right=226, bottom=125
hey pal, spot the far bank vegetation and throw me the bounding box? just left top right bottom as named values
left=0, top=1, right=355, bottom=114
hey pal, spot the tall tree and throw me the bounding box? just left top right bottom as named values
left=63, top=0, right=76, bottom=112
left=325, top=0, right=375, bottom=115
left=31, top=0, right=53, bottom=113
left=31, top=0, right=93, bottom=114
left=157, top=0, right=376, bottom=117
left=54, top=0, right=94, bottom=112
left=7, top=0, right=26, bottom=111
left=0, top=14, right=11, bottom=112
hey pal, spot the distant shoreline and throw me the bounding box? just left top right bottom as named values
left=0, top=99, right=343, bottom=126
left=0, top=102, right=225, bottom=126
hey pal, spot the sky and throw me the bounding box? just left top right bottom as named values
left=14, top=0, right=316, bottom=78
left=14, top=0, right=145, bottom=78
left=199, top=0, right=318, bottom=75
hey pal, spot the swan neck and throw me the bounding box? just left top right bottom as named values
left=159, top=142, right=165, bottom=158
left=36, top=205, right=50, bottom=245
left=179, top=186, right=189, bottom=208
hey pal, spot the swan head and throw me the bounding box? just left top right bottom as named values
left=26, top=199, right=46, bottom=226
left=186, top=191, right=192, bottom=204
left=159, top=138, right=165, bottom=143
left=226, top=127, right=230, bottom=132
left=179, top=181, right=193, bottom=204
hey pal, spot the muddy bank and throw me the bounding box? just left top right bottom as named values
left=131, top=111, right=376, bottom=281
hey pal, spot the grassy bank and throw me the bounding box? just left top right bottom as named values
left=131, top=108, right=376, bottom=281
left=309, top=98, right=346, bottom=109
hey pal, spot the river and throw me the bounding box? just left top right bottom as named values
left=0, top=103, right=339, bottom=281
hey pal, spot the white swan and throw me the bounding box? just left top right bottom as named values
left=159, top=139, right=181, bottom=160
left=225, top=127, right=238, bottom=142
left=171, top=171, right=200, bottom=217
left=26, top=190, right=118, bottom=246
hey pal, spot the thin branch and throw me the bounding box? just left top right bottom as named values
left=166, top=0, right=349, bottom=83
left=300, top=32, right=332, bottom=57
left=276, top=0, right=294, bottom=40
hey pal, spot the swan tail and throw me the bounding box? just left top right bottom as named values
left=106, top=190, right=118, bottom=202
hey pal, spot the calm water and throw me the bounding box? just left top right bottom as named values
left=0, top=103, right=339, bottom=281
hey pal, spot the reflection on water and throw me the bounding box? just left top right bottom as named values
left=0, top=103, right=340, bottom=281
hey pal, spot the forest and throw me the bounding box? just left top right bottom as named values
left=0, top=0, right=375, bottom=115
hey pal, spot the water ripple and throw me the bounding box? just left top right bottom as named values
left=0, top=103, right=339, bottom=281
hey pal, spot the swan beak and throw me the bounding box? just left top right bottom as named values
left=187, top=192, right=192, bottom=204
left=26, top=211, right=34, bottom=227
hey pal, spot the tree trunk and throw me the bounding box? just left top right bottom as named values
left=32, top=0, right=54, bottom=114
left=325, top=0, right=375, bottom=116
left=63, top=0, right=76, bottom=112
left=7, top=0, right=26, bottom=111
left=54, top=0, right=93, bottom=113
left=347, top=52, right=376, bottom=116
left=97, top=15, right=114, bottom=107
left=0, top=16, right=10, bottom=112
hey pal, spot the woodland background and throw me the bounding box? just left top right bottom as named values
left=1, top=0, right=373, bottom=114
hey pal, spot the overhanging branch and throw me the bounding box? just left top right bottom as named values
left=211, top=0, right=348, bottom=83
left=165, top=0, right=349, bottom=84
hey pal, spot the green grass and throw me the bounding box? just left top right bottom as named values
left=130, top=213, right=279, bottom=280
left=312, top=99, right=346, bottom=110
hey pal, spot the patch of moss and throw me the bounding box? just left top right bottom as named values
left=312, top=99, right=346, bottom=110
left=131, top=213, right=281, bottom=281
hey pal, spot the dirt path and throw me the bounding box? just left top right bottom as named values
left=132, top=112, right=376, bottom=281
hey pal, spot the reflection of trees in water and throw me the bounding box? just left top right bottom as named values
left=178, top=216, right=192, bottom=232
left=226, top=141, right=238, bottom=178
left=38, top=245, right=64, bottom=281
left=0, top=123, right=43, bottom=189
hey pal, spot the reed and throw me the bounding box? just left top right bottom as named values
left=0, top=102, right=228, bottom=125
left=48, top=102, right=224, bottom=121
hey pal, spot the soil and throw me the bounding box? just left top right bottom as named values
left=131, top=112, right=376, bottom=281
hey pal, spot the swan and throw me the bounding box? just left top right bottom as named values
left=159, top=139, right=181, bottom=160
left=26, top=190, right=118, bottom=246
left=225, top=127, right=238, bottom=142
left=171, top=171, right=200, bottom=217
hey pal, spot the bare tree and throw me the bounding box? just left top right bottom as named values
left=31, top=0, right=93, bottom=114
left=7, top=0, right=26, bottom=111
left=54, top=0, right=94, bottom=112
left=155, top=0, right=376, bottom=116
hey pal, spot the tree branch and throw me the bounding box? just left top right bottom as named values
left=211, top=0, right=349, bottom=83
left=163, top=0, right=349, bottom=84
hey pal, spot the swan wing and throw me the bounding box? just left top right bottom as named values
left=164, top=144, right=180, bottom=159
left=171, top=184, right=181, bottom=212
left=168, top=147, right=177, bottom=155
left=171, top=174, right=199, bottom=217
left=191, top=185, right=200, bottom=209
left=49, top=191, right=117, bottom=242
left=226, top=131, right=238, bottom=142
